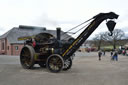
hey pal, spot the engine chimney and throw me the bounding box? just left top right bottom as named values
left=56, top=27, right=61, bottom=40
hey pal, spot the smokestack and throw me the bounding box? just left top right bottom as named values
left=56, top=27, right=61, bottom=40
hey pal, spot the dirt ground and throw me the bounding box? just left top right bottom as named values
left=0, top=52, right=128, bottom=85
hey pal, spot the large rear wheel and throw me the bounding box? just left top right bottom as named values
left=20, top=45, right=35, bottom=69
left=46, top=54, right=64, bottom=73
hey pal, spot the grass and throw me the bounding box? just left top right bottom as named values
left=100, top=45, right=119, bottom=51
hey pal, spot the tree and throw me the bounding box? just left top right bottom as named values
left=93, top=33, right=105, bottom=50
left=102, top=29, right=125, bottom=49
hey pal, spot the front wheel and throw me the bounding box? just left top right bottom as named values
left=46, top=54, right=64, bottom=73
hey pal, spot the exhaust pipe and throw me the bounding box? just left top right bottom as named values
left=56, top=27, right=61, bottom=40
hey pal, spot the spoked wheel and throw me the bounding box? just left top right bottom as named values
left=46, top=54, right=64, bottom=73
left=20, top=45, right=35, bottom=69
left=63, top=58, right=72, bottom=71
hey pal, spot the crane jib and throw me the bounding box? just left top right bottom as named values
left=62, top=21, right=96, bottom=57
left=62, top=12, right=119, bottom=59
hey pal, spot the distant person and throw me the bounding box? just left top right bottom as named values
left=111, top=51, right=113, bottom=56
left=113, top=50, right=118, bottom=61
left=110, top=50, right=114, bottom=60
left=122, top=49, right=126, bottom=56
left=103, top=50, right=105, bottom=56
left=98, top=50, right=102, bottom=61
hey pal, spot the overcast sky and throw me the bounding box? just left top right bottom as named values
left=0, top=0, right=128, bottom=39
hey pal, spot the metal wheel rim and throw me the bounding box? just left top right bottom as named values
left=47, top=54, right=64, bottom=72
left=20, top=47, right=32, bottom=67
left=20, top=45, right=35, bottom=69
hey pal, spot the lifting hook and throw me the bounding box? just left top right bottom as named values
left=106, top=20, right=116, bottom=36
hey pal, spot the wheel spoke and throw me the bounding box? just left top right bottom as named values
left=47, top=54, right=64, bottom=73
left=20, top=45, right=35, bottom=69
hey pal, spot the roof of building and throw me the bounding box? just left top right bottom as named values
left=0, top=25, right=72, bottom=44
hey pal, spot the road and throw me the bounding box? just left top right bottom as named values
left=0, top=52, right=128, bottom=85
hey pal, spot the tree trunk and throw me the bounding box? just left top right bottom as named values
left=98, top=40, right=102, bottom=50
left=113, top=40, right=116, bottom=49
left=113, top=44, right=116, bottom=49
left=98, top=45, right=101, bottom=50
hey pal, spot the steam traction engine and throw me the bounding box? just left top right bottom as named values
left=19, top=12, right=119, bottom=73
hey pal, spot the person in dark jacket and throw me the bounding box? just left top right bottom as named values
left=113, top=50, right=118, bottom=61
left=98, top=50, right=102, bottom=61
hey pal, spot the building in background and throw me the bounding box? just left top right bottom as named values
left=0, top=25, right=71, bottom=55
